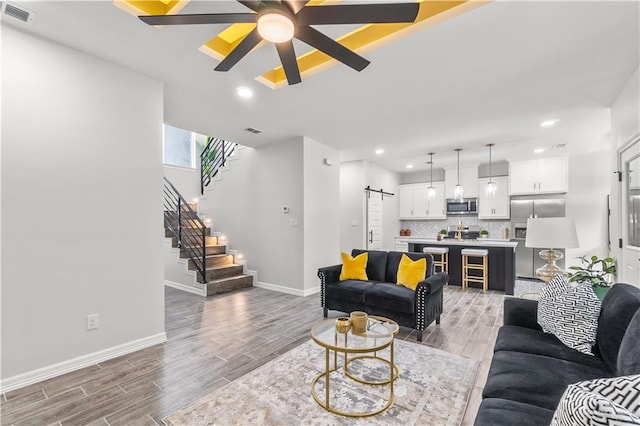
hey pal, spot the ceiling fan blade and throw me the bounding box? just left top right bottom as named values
left=282, top=0, right=309, bottom=14
left=295, top=26, right=370, bottom=72
left=275, top=41, right=302, bottom=85
left=237, top=1, right=262, bottom=12
left=139, top=13, right=256, bottom=26
left=296, top=3, right=419, bottom=25
left=214, top=28, right=262, bottom=72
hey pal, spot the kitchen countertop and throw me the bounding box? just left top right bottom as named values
left=396, top=236, right=518, bottom=248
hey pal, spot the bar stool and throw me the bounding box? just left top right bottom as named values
left=461, top=248, right=489, bottom=292
left=422, top=247, right=449, bottom=275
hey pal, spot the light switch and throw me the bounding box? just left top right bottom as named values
left=290, top=218, right=299, bottom=227
left=351, top=220, right=359, bottom=227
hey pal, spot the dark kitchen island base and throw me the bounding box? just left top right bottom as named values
left=409, top=241, right=516, bottom=295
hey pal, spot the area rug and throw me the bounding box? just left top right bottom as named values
left=163, top=338, right=479, bottom=425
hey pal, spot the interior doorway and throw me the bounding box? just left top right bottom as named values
left=620, top=136, right=640, bottom=286
left=366, top=191, right=383, bottom=250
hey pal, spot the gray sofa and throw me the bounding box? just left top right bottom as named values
left=475, top=283, right=640, bottom=425
left=317, top=249, right=448, bottom=341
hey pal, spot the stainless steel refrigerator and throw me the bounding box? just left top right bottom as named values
left=511, top=196, right=566, bottom=279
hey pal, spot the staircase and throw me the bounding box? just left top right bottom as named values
left=164, top=177, right=253, bottom=296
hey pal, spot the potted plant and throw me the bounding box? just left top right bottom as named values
left=567, top=255, right=617, bottom=300
left=480, top=229, right=489, bottom=238
left=439, top=229, right=447, bottom=236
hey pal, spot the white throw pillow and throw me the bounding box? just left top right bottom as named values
left=551, top=375, right=640, bottom=425
left=537, top=274, right=601, bottom=355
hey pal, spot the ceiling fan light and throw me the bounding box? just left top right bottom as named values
left=257, top=11, right=294, bottom=43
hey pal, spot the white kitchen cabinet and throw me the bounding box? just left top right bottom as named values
left=395, top=238, right=409, bottom=252
left=445, top=166, right=478, bottom=199
left=398, top=182, right=446, bottom=219
left=478, top=176, right=510, bottom=219
left=509, top=157, right=568, bottom=195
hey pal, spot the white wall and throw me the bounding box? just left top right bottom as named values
left=1, top=28, right=165, bottom=387
left=340, top=161, right=366, bottom=252
left=198, top=140, right=305, bottom=293
left=163, top=165, right=200, bottom=203
left=339, top=161, right=400, bottom=253
left=565, top=151, right=611, bottom=268
left=303, top=137, right=340, bottom=292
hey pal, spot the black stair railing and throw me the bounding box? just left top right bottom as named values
left=163, top=177, right=208, bottom=283
left=200, top=136, right=238, bottom=194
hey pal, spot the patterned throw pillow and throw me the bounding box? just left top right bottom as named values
left=551, top=375, right=640, bottom=425
left=537, top=274, right=602, bottom=355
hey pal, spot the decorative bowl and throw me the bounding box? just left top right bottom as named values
left=335, top=317, right=351, bottom=334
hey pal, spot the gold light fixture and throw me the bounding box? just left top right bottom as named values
left=454, top=148, right=464, bottom=200
left=427, top=152, right=436, bottom=200
left=257, top=9, right=294, bottom=43
left=486, top=143, right=497, bottom=198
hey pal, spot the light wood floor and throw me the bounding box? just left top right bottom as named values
left=1, top=285, right=504, bottom=425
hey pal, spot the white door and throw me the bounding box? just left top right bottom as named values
left=427, top=181, right=446, bottom=219
left=367, top=191, right=383, bottom=250
left=621, top=139, right=640, bottom=286
left=536, top=157, right=568, bottom=194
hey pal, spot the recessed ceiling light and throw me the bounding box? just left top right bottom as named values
left=236, top=86, right=253, bottom=99
left=540, top=119, right=558, bottom=127
left=406, top=164, right=414, bottom=169
left=534, top=148, right=545, bottom=154
left=375, top=148, right=384, bottom=155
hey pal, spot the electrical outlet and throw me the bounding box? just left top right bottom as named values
left=86, top=314, right=99, bottom=330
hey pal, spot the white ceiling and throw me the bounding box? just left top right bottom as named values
left=4, top=0, right=639, bottom=172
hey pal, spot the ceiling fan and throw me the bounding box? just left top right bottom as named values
left=139, top=1, right=420, bottom=85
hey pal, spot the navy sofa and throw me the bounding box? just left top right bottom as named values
left=475, top=283, right=640, bottom=425
left=317, top=249, right=448, bottom=341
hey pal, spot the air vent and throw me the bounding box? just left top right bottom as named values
left=552, top=143, right=567, bottom=149
left=244, top=127, right=262, bottom=134
left=2, top=2, right=36, bottom=24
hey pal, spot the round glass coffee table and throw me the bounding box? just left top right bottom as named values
left=309, top=315, right=399, bottom=417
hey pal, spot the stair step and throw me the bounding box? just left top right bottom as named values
left=197, top=264, right=244, bottom=282
left=202, top=274, right=253, bottom=296
left=180, top=244, right=225, bottom=257
left=164, top=210, right=199, bottom=219
left=171, top=236, right=218, bottom=247
left=165, top=227, right=211, bottom=238
left=188, top=254, right=233, bottom=270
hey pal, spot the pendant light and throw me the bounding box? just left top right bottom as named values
left=486, top=143, right=497, bottom=197
left=427, top=152, right=436, bottom=200
left=454, top=148, right=464, bottom=200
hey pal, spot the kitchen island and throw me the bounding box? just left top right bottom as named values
left=400, top=238, right=518, bottom=295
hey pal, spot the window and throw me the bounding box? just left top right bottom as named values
left=163, top=124, right=195, bottom=168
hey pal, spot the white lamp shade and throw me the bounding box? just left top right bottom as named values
left=525, top=217, right=579, bottom=248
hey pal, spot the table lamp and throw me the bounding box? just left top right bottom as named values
left=525, top=217, right=579, bottom=283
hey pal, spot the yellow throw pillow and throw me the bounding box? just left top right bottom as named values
left=339, top=252, right=369, bottom=281
left=397, top=253, right=427, bottom=290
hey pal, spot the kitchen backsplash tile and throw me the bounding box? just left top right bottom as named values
left=401, top=218, right=511, bottom=239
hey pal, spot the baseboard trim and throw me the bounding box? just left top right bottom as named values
left=254, top=281, right=318, bottom=297
left=302, top=286, right=320, bottom=297
left=255, top=281, right=305, bottom=296
left=0, top=332, right=167, bottom=394
left=164, top=280, right=206, bottom=297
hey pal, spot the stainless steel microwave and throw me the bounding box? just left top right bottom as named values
left=446, top=198, right=478, bottom=215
